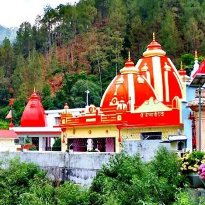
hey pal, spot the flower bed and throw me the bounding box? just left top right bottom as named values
left=180, top=151, right=205, bottom=188
left=180, top=150, right=205, bottom=174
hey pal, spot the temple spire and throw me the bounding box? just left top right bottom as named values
left=153, top=32, right=155, bottom=41
left=195, top=50, right=198, bottom=61
left=191, top=50, right=199, bottom=78
left=128, top=50, right=131, bottom=60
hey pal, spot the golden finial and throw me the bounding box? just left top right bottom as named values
left=153, top=32, right=155, bottom=41
left=128, top=50, right=131, bottom=60
left=34, top=87, right=36, bottom=92
left=195, top=50, right=198, bottom=60
left=180, top=61, right=183, bottom=70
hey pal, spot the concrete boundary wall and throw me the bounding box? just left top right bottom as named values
left=0, top=141, right=169, bottom=186
left=0, top=151, right=115, bottom=186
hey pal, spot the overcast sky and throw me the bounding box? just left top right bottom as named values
left=0, top=0, right=78, bottom=28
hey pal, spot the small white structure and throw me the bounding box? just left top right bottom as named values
left=0, top=130, right=20, bottom=151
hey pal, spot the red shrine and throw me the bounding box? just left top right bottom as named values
left=60, top=35, right=186, bottom=153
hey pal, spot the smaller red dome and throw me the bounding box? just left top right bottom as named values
left=147, top=40, right=162, bottom=50
left=20, top=91, right=46, bottom=127
left=192, top=59, right=205, bottom=78
left=120, top=58, right=138, bottom=74
left=143, top=34, right=166, bottom=57
left=125, top=59, right=135, bottom=67
left=178, top=65, right=186, bottom=76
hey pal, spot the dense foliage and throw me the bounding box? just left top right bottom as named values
left=0, top=147, right=205, bottom=205
left=1, top=147, right=205, bottom=204
left=90, top=147, right=186, bottom=205
left=0, top=158, right=53, bottom=205
left=0, top=158, right=89, bottom=205
left=1, top=0, right=205, bottom=125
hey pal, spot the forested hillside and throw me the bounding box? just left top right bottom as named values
left=0, top=0, right=205, bottom=125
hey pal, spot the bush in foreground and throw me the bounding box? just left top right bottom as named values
left=90, top=147, right=185, bottom=205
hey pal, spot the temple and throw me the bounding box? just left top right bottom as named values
left=10, top=91, right=61, bottom=151
left=59, top=36, right=200, bottom=153
left=8, top=36, right=205, bottom=153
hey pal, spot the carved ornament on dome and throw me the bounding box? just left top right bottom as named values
left=85, top=104, right=97, bottom=114
left=143, top=49, right=166, bottom=57
left=134, top=97, right=171, bottom=113
left=109, top=97, right=118, bottom=106
left=137, top=75, right=144, bottom=83
left=62, top=103, right=73, bottom=119
left=141, top=63, right=149, bottom=72
left=117, top=115, right=122, bottom=121
left=116, top=76, right=124, bottom=84
left=117, top=100, right=127, bottom=111
left=114, top=76, right=124, bottom=95
left=120, top=67, right=138, bottom=74
left=164, top=62, right=171, bottom=71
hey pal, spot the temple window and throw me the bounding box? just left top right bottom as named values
left=55, top=117, right=60, bottom=125
left=177, top=141, right=185, bottom=151
left=140, top=132, right=162, bottom=140
left=172, top=97, right=179, bottom=109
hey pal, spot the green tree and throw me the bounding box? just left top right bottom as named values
left=0, top=38, right=15, bottom=105
left=55, top=182, right=89, bottom=205
left=108, top=0, right=127, bottom=34
left=19, top=174, right=55, bottom=205
left=42, top=84, right=55, bottom=110
left=90, top=147, right=185, bottom=205
left=12, top=55, right=27, bottom=100
left=0, top=158, right=47, bottom=205
left=0, top=38, right=15, bottom=79
left=71, top=79, right=101, bottom=107
left=76, top=0, right=97, bottom=33
left=149, top=147, right=185, bottom=204
left=160, top=11, right=181, bottom=58
left=54, top=72, right=101, bottom=108
left=14, top=22, right=34, bottom=57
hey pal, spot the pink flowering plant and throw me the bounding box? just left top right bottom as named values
left=198, top=164, right=205, bottom=179
left=180, top=150, right=205, bottom=174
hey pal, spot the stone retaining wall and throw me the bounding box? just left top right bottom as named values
left=0, top=140, right=170, bottom=186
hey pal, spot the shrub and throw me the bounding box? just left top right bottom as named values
left=19, top=174, right=55, bottom=205
left=90, top=147, right=185, bottom=205
left=0, top=158, right=47, bottom=205
left=180, top=151, right=205, bottom=174
left=90, top=153, right=151, bottom=205
left=55, top=182, right=89, bottom=205
left=149, top=146, right=185, bottom=204
left=173, top=190, right=196, bottom=205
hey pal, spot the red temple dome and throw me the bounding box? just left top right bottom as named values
left=100, top=58, right=157, bottom=112
left=20, top=91, right=46, bottom=127
left=136, top=36, right=183, bottom=105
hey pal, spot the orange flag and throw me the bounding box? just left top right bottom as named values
left=5, top=110, right=12, bottom=119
